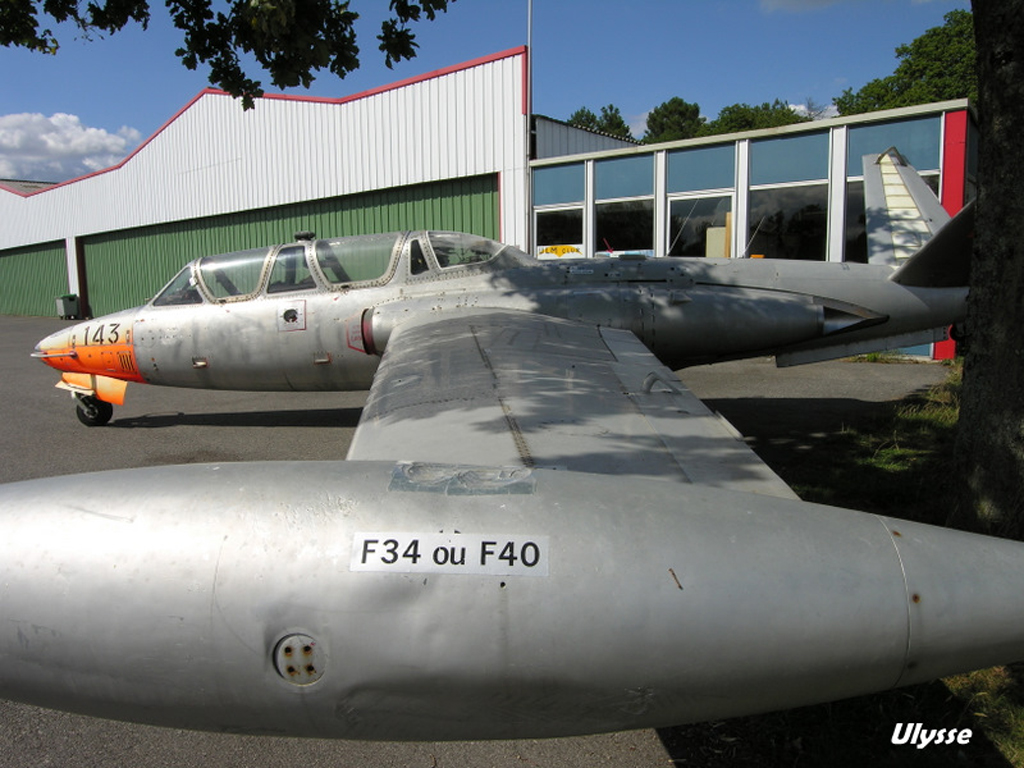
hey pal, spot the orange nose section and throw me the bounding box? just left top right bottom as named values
left=33, top=318, right=145, bottom=385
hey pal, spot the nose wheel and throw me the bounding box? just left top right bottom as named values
left=75, top=394, right=114, bottom=427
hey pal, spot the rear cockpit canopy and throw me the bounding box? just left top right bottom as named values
left=150, top=231, right=516, bottom=308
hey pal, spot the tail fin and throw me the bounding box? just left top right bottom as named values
left=863, top=148, right=950, bottom=266
left=861, top=147, right=973, bottom=288
left=889, top=201, right=973, bottom=288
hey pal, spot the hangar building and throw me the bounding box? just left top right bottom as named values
left=1, top=45, right=974, bottom=343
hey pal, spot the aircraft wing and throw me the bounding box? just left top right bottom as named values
left=347, top=310, right=797, bottom=499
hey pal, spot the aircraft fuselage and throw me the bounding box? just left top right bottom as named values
left=35, top=230, right=965, bottom=414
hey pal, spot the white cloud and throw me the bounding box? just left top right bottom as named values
left=0, top=113, right=142, bottom=183
left=629, top=110, right=650, bottom=140
left=790, top=101, right=840, bottom=120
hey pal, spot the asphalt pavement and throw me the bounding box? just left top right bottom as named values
left=0, top=315, right=948, bottom=767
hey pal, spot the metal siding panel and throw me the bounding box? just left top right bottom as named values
left=0, top=241, right=68, bottom=316
left=391, top=89, right=405, bottom=187
left=464, top=70, right=477, bottom=176
left=429, top=78, right=442, bottom=181
left=2, top=52, right=521, bottom=262
left=457, top=73, right=469, bottom=178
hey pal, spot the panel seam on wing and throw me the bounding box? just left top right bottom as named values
left=471, top=324, right=535, bottom=468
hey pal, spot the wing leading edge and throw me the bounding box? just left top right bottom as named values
left=348, top=310, right=797, bottom=499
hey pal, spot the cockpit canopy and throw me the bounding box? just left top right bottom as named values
left=151, top=231, right=514, bottom=307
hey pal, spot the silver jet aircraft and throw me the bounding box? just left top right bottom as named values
left=4, top=152, right=1020, bottom=742
left=31, top=151, right=967, bottom=428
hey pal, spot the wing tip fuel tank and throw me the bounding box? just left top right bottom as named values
left=2, top=461, right=1024, bottom=740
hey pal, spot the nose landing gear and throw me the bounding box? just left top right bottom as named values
left=75, top=394, right=114, bottom=427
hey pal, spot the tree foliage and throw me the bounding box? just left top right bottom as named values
left=642, top=96, right=703, bottom=143
left=0, top=0, right=453, bottom=107
left=699, top=99, right=809, bottom=135
left=835, top=9, right=977, bottom=115
left=570, top=96, right=810, bottom=145
left=568, top=104, right=633, bottom=140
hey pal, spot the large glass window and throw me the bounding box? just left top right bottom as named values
left=536, top=208, right=584, bottom=259
left=668, top=196, right=732, bottom=257
left=848, top=117, right=941, bottom=173
left=844, top=181, right=868, bottom=264
left=747, top=185, right=828, bottom=260
left=750, top=132, right=829, bottom=186
left=846, top=174, right=939, bottom=265
left=667, top=145, right=735, bottom=193
left=596, top=199, right=654, bottom=255
left=595, top=155, right=653, bottom=199
left=533, top=163, right=585, bottom=206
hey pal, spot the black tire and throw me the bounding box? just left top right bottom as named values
left=76, top=396, right=114, bottom=427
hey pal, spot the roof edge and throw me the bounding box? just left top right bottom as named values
left=2, top=46, right=529, bottom=198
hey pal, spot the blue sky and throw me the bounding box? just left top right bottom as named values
left=1, top=0, right=969, bottom=182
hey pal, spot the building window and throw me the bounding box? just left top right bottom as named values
left=848, top=117, right=941, bottom=173
left=668, top=196, right=732, bottom=257
left=594, top=156, right=653, bottom=255
left=750, top=132, right=829, bottom=186
left=596, top=199, right=654, bottom=255
left=747, top=185, right=828, bottom=260
left=536, top=208, right=584, bottom=259
left=844, top=181, right=868, bottom=264
left=595, top=155, right=653, bottom=199
left=533, top=163, right=585, bottom=206
left=667, top=145, right=734, bottom=194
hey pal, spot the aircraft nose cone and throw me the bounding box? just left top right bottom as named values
left=35, top=328, right=68, bottom=352
left=31, top=327, right=79, bottom=368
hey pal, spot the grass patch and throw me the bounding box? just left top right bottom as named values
left=660, top=361, right=1024, bottom=767
left=787, top=360, right=961, bottom=525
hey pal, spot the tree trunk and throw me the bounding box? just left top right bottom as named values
left=955, top=1, right=1024, bottom=537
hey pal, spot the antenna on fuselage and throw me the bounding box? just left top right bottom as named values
left=295, top=231, right=316, bottom=242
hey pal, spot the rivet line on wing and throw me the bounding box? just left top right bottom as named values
left=470, top=325, right=535, bottom=468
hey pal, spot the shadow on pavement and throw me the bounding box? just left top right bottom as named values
left=112, top=407, right=364, bottom=430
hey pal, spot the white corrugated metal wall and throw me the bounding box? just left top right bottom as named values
left=0, top=47, right=528, bottom=253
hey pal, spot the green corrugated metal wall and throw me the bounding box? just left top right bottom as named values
left=83, top=174, right=499, bottom=316
left=0, top=241, right=68, bottom=316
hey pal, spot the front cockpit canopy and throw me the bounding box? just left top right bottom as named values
left=151, top=231, right=513, bottom=307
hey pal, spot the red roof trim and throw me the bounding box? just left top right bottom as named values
left=1, top=47, right=528, bottom=198
left=258, top=46, right=527, bottom=106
